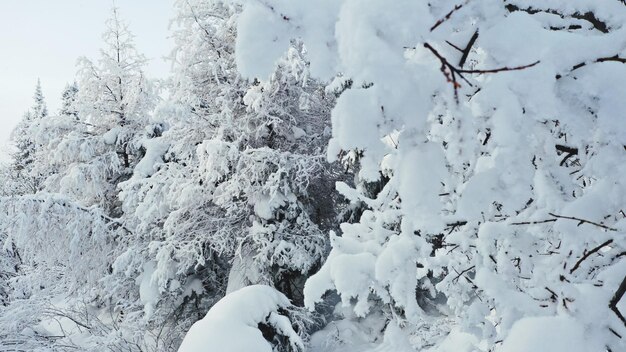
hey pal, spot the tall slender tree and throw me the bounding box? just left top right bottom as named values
left=59, top=81, right=79, bottom=118
left=31, top=78, right=48, bottom=120
left=8, top=80, right=51, bottom=193
left=51, top=6, right=158, bottom=213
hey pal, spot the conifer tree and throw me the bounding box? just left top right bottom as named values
left=8, top=80, right=51, bottom=193
left=60, top=81, right=79, bottom=118
left=31, top=78, right=48, bottom=120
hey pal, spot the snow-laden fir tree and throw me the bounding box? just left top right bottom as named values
left=8, top=79, right=51, bottom=194
left=60, top=81, right=79, bottom=118
left=226, top=0, right=626, bottom=351
left=113, top=1, right=342, bottom=349
left=31, top=78, right=48, bottom=120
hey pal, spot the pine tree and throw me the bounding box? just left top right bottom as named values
left=59, top=81, right=79, bottom=118
left=31, top=78, right=48, bottom=120
left=8, top=80, right=51, bottom=193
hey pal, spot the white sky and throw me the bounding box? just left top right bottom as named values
left=0, top=0, right=175, bottom=160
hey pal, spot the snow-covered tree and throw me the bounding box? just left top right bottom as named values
left=36, top=6, right=159, bottom=215
left=0, top=8, right=159, bottom=352
left=112, top=1, right=342, bottom=349
left=32, top=78, right=48, bottom=120
left=8, top=80, right=52, bottom=194
left=228, top=1, right=626, bottom=351
left=0, top=166, right=20, bottom=310
left=7, top=1, right=625, bottom=351
left=0, top=2, right=338, bottom=350
left=60, top=81, right=79, bottom=118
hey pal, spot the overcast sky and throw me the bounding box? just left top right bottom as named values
left=0, top=0, right=175, bottom=160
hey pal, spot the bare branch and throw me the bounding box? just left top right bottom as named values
left=185, top=0, right=222, bottom=58
left=557, top=55, right=626, bottom=79
left=423, top=42, right=470, bottom=102
left=431, top=0, right=470, bottom=32
left=609, top=275, right=626, bottom=326
left=555, top=144, right=578, bottom=155
left=457, top=60, right=540, bottom=74
left=504, top=4, right=609, bottom=33
left=555, top=144, right=578, bottom=166
left=569, top=239, right=614, bottom=274
left=424, top=42, right=539, bottom=103
left=548, top=213, right=618, bottom=232
left=446, top=40, right=464, bottom=52
left=459, top=30, right=479, bottom=68
left=511, top=219, right=557, bottom=225
left=452, top=265, right=475, bottom=283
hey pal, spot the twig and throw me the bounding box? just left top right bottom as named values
left=545, top=287, right=558, bottom=301
left=572, top=55, right=626, bottom=72
left=423, top=42, right=539, bottom=102
left=557, top=55, right=626, bottom=79
left=459, top=30, right=479, bottom=68
left=446, top=220, right=468, bottom=227
left=423, top=43, right=471, bottom=102
left=446, top=220, right=468, bottom=235
left=548, top=213, right=618, bottom=231
left=430, top=0, right=470, bottom=32
left=569, top=239, right=614, bottom=274
left=452, top=265, right=475, bottom=283
left=511, top=219, right=557, bottom=225
left=609, top=327, right=622, bottom=339
left=185, top=0, right=222, bottom=58
left=446, top=244, right=461, bottom=255
left=457, top=60, right=540, bottom=74
left=446, top=40, right=463, bottom=52
left=555, top=144, right=579, bottom=166
left=609, top=275, right=626, bottom=326
left=505, top=4, right=609, bottom=33
left=597, top=55, right=626, bottom=64
left=555, top=144, right=578, bottom=155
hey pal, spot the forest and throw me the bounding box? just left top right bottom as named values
left=1, top=0, right=625, bottom=351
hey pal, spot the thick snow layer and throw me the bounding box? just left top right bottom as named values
left=134, top=137, right=170, bottom=178
left=396, top=142, right=447, bottom=233
left=498, top=316, right=591, bottom=352
left=429, top=328, right=480, bottom=352
left=178, top=285, right=302, bottom=352
left=102, top=127, right=119, bottom=145
left=235, top=2, right=291, bottom=79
